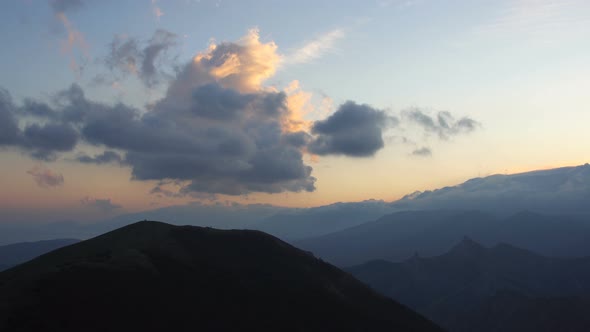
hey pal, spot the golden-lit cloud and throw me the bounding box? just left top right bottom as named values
left=180, top=30, right=317, bottom=133
left=283, top=80, right=313, bottom=132
left=191, top=29, right=280, bottom=93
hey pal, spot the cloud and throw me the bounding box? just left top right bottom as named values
left=103, top=30, right=178, bottom=87
left=474, top=0, right=586, bottom=41
left=404, top=109, right=480, bottom=140
left=27, top=165, right=64, bottom=188
left=308, top=101, right=396, bottom=157
left=0, top=89, right=79, bottom=160
left=0, top=89, right=20, bottom=146
left=50, top=0, right=88, bottom=75
left=284, top=29, right=344, bottom=65
left=21, top=123, right=79, bottom=160
left=77, top=150, right=124, bottom=165
left=105, top=37, right=140, bottom=75
left=6, top=30, right=314, bottom=196
left=141, top=30, right=178, bottom=86
left=411, top=147, right=432, bottom=157
left=151, top=0, right=164, bottom=21
left=1, top=28, right=481, bottom=198
left=80, top=197, right=122, bottom=212
left=180, top=28, right=280, bottom=94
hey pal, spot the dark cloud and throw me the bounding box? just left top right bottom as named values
left=24, top=66, right=315, bottom=195
left=49, top=0, right=83, bottom=14
left=22, top=123, right=79, bottom=160
left=103, top=30, right=177, bottom=87
left=0, top=89, right=20, bottom=146
left=27, top=165, right=64, bottom=188
left=21, top=99, right=59, bottom=119
left=77, top=150, right=124, bottom=165
left=80, top=197, right=122, bottom=212
left=0, top=88, right=78, bottom=160
left=405, top=109, right=480, bottom=139
left=191, top=83, right=255, bottom=120
left=309, top=101, right=396, bottom=157
left=141, top=29, right=177, bottom=87
left=411, top=147, right=432, bottom=157
left=282, top=131, right=312, bottom=148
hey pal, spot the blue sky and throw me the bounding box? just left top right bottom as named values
left=0, top=0, right=589, bottom=222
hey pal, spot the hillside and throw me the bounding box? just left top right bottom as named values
left=347, top=238, right=590, bottom=331
left=296, top=210, right=590, bottom=266
left=0, top=239, right=80, bottom=272
left=0, top=221, right=442, bottom=332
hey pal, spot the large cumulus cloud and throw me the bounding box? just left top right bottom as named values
left=308, top=101, right=396, bottom=157
left=2, top=30, right=317, bottom=196
left=1, top=29, right=480, bottom=197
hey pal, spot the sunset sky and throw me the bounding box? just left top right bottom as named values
left=1, top=0, right=589, bottom=223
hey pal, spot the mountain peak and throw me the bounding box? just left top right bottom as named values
left=448, top=236, right=486, bottom=257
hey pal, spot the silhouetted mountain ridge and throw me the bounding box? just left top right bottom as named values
left=348, top=238, right=590, bottom=332
left=297, top=209, right=590, bottom=266
left=0, top=221, right=442, bottom=332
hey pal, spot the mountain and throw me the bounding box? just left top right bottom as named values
left=3, top=164, right=589, bottom=247
left=0, top=221, right=442, bottom=332
left=0, top=239, right=80, bottom=272
left=295, top=210, right=590, bottom=266
left=347, top=238, right=590, bottom=332
left=2, top=164, right=589, bottom=246
left=0, top=201, right=394, bottom=245
left=0, top=203, right=293, bottom=245
left=255, top=200, right=396, bottom=240
left=392, top=164, right=590, bottom=216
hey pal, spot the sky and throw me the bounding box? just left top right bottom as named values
left=0, top=0, right=589, bottom=223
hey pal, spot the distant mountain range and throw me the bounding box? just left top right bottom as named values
left=391, top=163, right=590, bottom=216
left=0, top=239, right=79, bottom=272
left=347, top=238, right=590, bottom=332
left=2, top=164, right=588, bottom=245
left=0, top=221, right=442, bottom=332
left=295, top=209, right=590, bottom=266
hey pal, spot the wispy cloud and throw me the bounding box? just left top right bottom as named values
left=411, top=147, right=432, bottom=157
left=283, top=29, right=344, bottom=65
left=474, top=0, right=589, bottom=41
left=151, top=0, right=164, bottom=21
left=50, top=0, right=89, bottom=75
left=27, top=165, right=64, bottom=188
left=80, top=197, right=122, bottom=212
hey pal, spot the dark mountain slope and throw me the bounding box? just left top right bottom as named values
left=0, top=239, right=80, bottom=272
left=0, top=221, right=442, bottom=332
left=347, top=238, right=590, bottom=332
